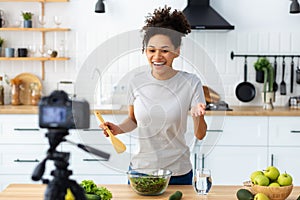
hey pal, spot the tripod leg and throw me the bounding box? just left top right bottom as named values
left=69, top=179, right=87, bottom=200
left=44, top=178, right=68, bottom=200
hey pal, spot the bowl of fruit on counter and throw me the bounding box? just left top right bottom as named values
left=237, top=166, right=293, bottom=200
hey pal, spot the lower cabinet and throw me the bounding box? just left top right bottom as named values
left=268, top=147, right=300, bottom=185
left=204, top=146, right=268, bottom=185
left=268, top=117, right=300, bottom=186
left=196, top=116, right=269, bottom=185
left=0, top=144, right=51, bottom=191
left=0, top=114, right=131, bottom=191
left=0, top=113, right=299, bottom=190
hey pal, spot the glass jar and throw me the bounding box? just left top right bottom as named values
left=11, top=79, right=21, bottom=105
left=30, top=82, right=41, bottom=105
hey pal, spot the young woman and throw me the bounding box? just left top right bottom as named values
left=101, top=6, right=207, bottom=185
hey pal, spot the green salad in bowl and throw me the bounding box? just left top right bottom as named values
left=127, top=168, right=172, bottom=196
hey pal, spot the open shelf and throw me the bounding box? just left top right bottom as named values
left=0, top=0, right=70, bottom=80
left=0, top=57, right=70, bottom=61
left=0, top=0, right=68, bottom=2
left=0, top=28, right=70, bottom=32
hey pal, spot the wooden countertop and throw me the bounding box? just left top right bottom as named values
left=0, top=184, right=299, bottom=200
left=1, top=105, right=300, bottom=116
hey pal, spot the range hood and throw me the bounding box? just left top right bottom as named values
left=183, top=0, right=234, bottom=30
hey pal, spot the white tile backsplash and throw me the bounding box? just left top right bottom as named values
left=1, top=0, right=300, bottom=107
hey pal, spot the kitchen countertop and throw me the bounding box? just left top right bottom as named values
left=0, top=184, right=299, bottom=200
left=1, top=105, right=300, bottom=116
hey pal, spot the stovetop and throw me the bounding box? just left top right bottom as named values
left=205, top=101, right=233, bottom=111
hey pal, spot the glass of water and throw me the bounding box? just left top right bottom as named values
left=193, top=168, right=212, bottom=195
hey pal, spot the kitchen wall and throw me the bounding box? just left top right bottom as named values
left=0, top=0, right=300, bottom=107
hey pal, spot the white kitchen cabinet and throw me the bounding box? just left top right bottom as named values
left=195, top=116, right=269, bottom=185
left=0, top=114, right=47, bottom=144
left=59, top=114, right=134, bottom=184
left=0, top=144, right=53, bottom=191
left=268, top=117, right=300, bottom=146
left=204, top=146, right=268, bottom=185
left=268, top=117, right=300, bottom=185
left=268, top=147, right=300, bottom=185
left=1, top=112, right=299, bottom=189
left=68, top=114, right=132, bottom=145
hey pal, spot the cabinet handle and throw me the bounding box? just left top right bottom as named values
left=14, top=128, right=40, bottom=131
left=14, top=159, right=39, bottom=163
left=82, top=129, right=102, bottom=131
left=201, top=154, right=205, bottom=168
left=207, top=130, right=223, bottom=132
left=82, top=158, right=107, bottom=162
left=270, top=154, right=274, bottom=166
left=290, top=130, right=300, bottom=133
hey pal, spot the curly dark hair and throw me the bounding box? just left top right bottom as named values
left=141, top=5, right=191, bottom=52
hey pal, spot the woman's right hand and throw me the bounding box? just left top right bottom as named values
left=100, top=122, right=122, bottom=137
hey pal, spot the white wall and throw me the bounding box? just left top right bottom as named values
left=0, top=0, right=300, bottom=107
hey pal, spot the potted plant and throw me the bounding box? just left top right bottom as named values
left=0, top=36, right=4, bottom=57
left=21, top=11, right=33, bottom=28
left=254, top=57, right=275, bottom=109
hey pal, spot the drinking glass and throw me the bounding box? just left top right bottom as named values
left=39, top=44, right=48, bottom=57
left=193, top=168, right=212, bottom=195
left=38, top=15, right=46, bottom=27
left=28, top=45, right=36, bottom=57
left=53, top=16, right=62, bottom=28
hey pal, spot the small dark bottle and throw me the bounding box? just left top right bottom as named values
left=296, top=67, right=300, bottom=84
left=0, top=76, right=4, bottom=105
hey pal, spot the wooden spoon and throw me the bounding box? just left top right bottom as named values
left=94, top=111, right=126, bottom=154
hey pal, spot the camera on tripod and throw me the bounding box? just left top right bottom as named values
left=39, top=90, right=90, bottom=129
left=32, top=90, right=110, bottom=200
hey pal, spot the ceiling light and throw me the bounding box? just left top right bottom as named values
left=95, top=0, right=105, bottom=13
left=290, top=0, right=300, bottom=14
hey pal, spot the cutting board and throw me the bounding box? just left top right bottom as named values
left=13, top=73, right=42, bottom=105
left=202, top=85, right=220, bottom=103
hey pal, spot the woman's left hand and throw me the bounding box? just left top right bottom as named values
left=191, top=103, right=206, bottom=117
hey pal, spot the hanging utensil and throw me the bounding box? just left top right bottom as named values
left=290, top=57, right=294, bottom=93
left=273, top=57, right=278, bottom=92
left=280, top=57, right=286, bottom=95
left=235, top=56, right=256, bottom=102
left=296, top=57, right=300, bottom=84
left=94, top=111, right=126, bottom=154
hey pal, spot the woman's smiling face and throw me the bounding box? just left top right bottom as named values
left=146, top=34, right=180, bottom=79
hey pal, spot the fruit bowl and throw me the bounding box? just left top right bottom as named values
left=251, top=184, right=293, bottom=200
left=127, top=168, right=172, bottom=196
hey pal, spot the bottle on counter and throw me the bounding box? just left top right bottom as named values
left=30, top=82, right=41, bottom=105
left=0, top=76, right=4, bottom=105
left=11, top=78, right=21, bottom=105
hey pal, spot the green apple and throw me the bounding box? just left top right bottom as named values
left=254, top=193, right=270, bottom=200
left=251, top=171, right=264, bottom=183
left=269, top=182, right=280, bottom=187
left=263, top=166, right=280, bottom=181
left=277, top=172, right=293, bottom=186
left=254, top=174, right=269, bottom=186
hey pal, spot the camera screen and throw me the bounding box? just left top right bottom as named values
left=42, top=106, right=67, bottom=124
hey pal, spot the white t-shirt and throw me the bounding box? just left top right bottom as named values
left=127, top=69, right=205, bottom=176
